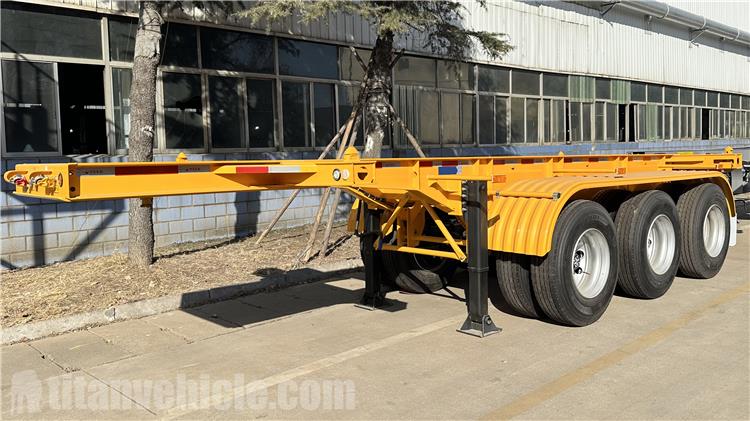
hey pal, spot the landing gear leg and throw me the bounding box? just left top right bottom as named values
left=458, top=180, right=501, bottom=337
left=356, top=206, right=388, bottom=310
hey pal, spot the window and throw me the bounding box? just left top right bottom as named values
left=340, top=48, right=371, bottom=81
left=543, top=73, right=568, bottom=97
left=313, top=83, right=335, bottom=147
left=631, top=82, right=646, bottom=102
left=161, top=23, right=198, bottom=68
left=569, top=103, right=581, bottom=142
left=719, top=93, right=730, bottom=108
left=419, top=91, right=439, bottom=144
left=462, top=94, right=475, bottom=144
left=648, top=85, right=663, bottom=103
left=163, top=73, right=204, bottom=149
left=496, top=97, right=509, bottom=144
left=1, top=2, right=102, bottom=59
left=510, top=97, right=525, bottom=143
left=595, top=102, right=605, bottom=141
left=694, top=90, right=706, bottom=107
left=743, top=97, right=750, bottom=110
left=512, top=70, right=539, bottom=95
left=200, top=28, right=273, bottom=73
left=606, top=103, right=618, bottom=141
left=208, top=76, right=243, bottom=149
left=281, top=82, right=310, bottom=147
left=672, top=106, right=679, bottom=138
left=548, top=99, right=566, bottom=142
left=596, top=79, right=611, bottom=100
left=680, top=107, right=689, bottom=139
left=478, top=96, right=494, bottom=144
left=338, top=85, right=364, bottom=146
left=581, top=103, right=592, bottom=142
left=707, top=92, right=718, bottom=107
left=442, top=93, right=460, bottom=143
left=2, top=60, right=59, bottom=153
left=108, top=18, right=137, bottom=62
left=478, top=66, right=509, bottom=93
left=279, top=39, right=338, bottom=79
left=679, top=89, right=693, bottom=105
left=437, top=61, right=473, bottom=90
left=112, top=68, right=132, bottom=150
left=526, top=99, right=538, bottom=143
left=246, top=79, right=275, bottom=148
left=395, top=56, right=436, bottom=87
left=731, top=95, right=740, bottom=109
left=664, top=87, right=679, bottom=104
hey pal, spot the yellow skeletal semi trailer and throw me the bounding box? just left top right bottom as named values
left=4, top=147, right=743, bottom=336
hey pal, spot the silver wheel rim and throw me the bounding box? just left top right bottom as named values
left=646, top=214, right=676, bottom=275
left=571, top=228, right=611, bottom=299
left=703, top=204, right=725, bottom=258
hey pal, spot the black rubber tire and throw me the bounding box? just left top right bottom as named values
left=530, top=200, right=618, bottom=327
left=592, top=189, right=631, bottom=221
left=385, top=250, right=457, bottom=293
left=496, top=252, right=540, bottom=317
left=676, top=183, right=731, bottom=279
left=615, top=190, right=681, bottom=299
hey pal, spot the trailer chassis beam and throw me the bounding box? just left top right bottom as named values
left=458, top=180, right=501, bottom=338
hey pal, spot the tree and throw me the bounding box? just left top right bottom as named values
left=127, top=1, right=163, bottom=268
left=243, top=0, right=511, bottom=158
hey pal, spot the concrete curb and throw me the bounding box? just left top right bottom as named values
left=2, top=259, right=363, bottom=345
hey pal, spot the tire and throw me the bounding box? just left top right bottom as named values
left=384, top=250, right=457, bottom=293
left=496, top=252, right=540, bottom=317
left=530, top=200, right=618, bottom=327
left=676, top=183, right=731, bottom=279
left=615, top=190, right=681, bottom=299
left=592, top=189, right=631, bottom=220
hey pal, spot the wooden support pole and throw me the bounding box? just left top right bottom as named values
left=385, top=101, right=427, bottom=158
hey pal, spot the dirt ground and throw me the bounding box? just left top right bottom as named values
left=0, top=224, right=359, bottom=328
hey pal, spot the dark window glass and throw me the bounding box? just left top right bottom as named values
left=340, top=48, right=371, bottom=81
left=161, top=23, right=198, bottom=68
left=694, top=90, right=706, bottom=107
left=606, top=103, right=617, bottom=141
left=511, top=97, right=525, bottom=143
left=112, top=68, right=132, bottom=150
left=437, top=61, right=473, bottom=90
left=582, top=103, right=592, bottom=142
left=478, top=66, right=509, bottom=93
left=478, top=95, right=495, bottom=144
left=719, top=93, right=730, bottom=108
left=163, top=73, right=203, bottom=149
left=209, top=76, right=243, bottom=149
left=595, top=102, right=605, bottom=141
left=2, top=60, right=59, bottom=152
left=680, top=89, right=693, bottom=105
left=247, top=79, right=275, bottom=148
left=1, top=2, right=102, bottom=59
left=200, top=28, right=273, bottom=73
left=526, top=99, right=538, bottom=143
left=496, top=97, right=509, bottom=144
left=731, top=94, right=740, bottom=109
left=631, top=82, right=646, bottom=102
left=395, top=56, right=436, bottom=87
left=707, top=91, right=718, bottom=107
left=543, top=73, right=568, bottom=97
left=570, top=102, right=581, bottom=142
left=313, top=83, right=335, bottom=147
left=596, top=79, right=611, bottom=100
left=108, top=18, right=137, bottom=62
left=743, top=97, right=750, bottom=110
left=278, top=39, right=337, bottom=79
left=282, top=82, right=310, bottom=147
left=462, top=94, right=475, bottom=144
left=442, top=93, right=460, bottom=144
left=550, top=99, right=566, bottom=142
left=419, top=91, right=439, bottom=144
left=664, top=87, right=679, bottom=104
left=648, top=85, right=663, bottom=103
left=543, top=100, right=551, bottom=142
left=337, top=85, right=364, bottom=146
left=512, top=70, right=539, bottom=96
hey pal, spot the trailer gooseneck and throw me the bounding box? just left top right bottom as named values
left=4, top=147, right=742, bottom=337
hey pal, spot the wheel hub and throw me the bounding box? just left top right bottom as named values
left=703, top=204, right=726, bottom=258
left=571, top=228, right=610, bottom=299
left=646, top=214, right=676, bottom=275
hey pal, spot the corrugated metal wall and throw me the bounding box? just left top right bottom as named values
left=41, top=0, right=749, bottom=94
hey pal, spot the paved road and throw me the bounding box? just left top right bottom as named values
left=3, top=226, right=748, bottom=419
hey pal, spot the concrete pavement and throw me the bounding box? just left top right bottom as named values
left=2, top=228, right=748, bottom=419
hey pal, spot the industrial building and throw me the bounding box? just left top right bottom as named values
left=1, top=0, right=748, bottom=269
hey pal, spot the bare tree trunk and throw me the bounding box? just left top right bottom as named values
left=363, top=31, right=394, bottom=159
left=128, top=1, right=162, bottom=268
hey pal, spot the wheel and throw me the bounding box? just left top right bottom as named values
left=676, top=183, right=731, bottom=279
left=615, top=190, right=681, bottom=299
left=496, top=252, right=540, bottom=317
left=592, top=189, right=631, bottom=220
left=383, top=250, right=457, bottom=293
left=530, top=200, right=618, bottom=326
